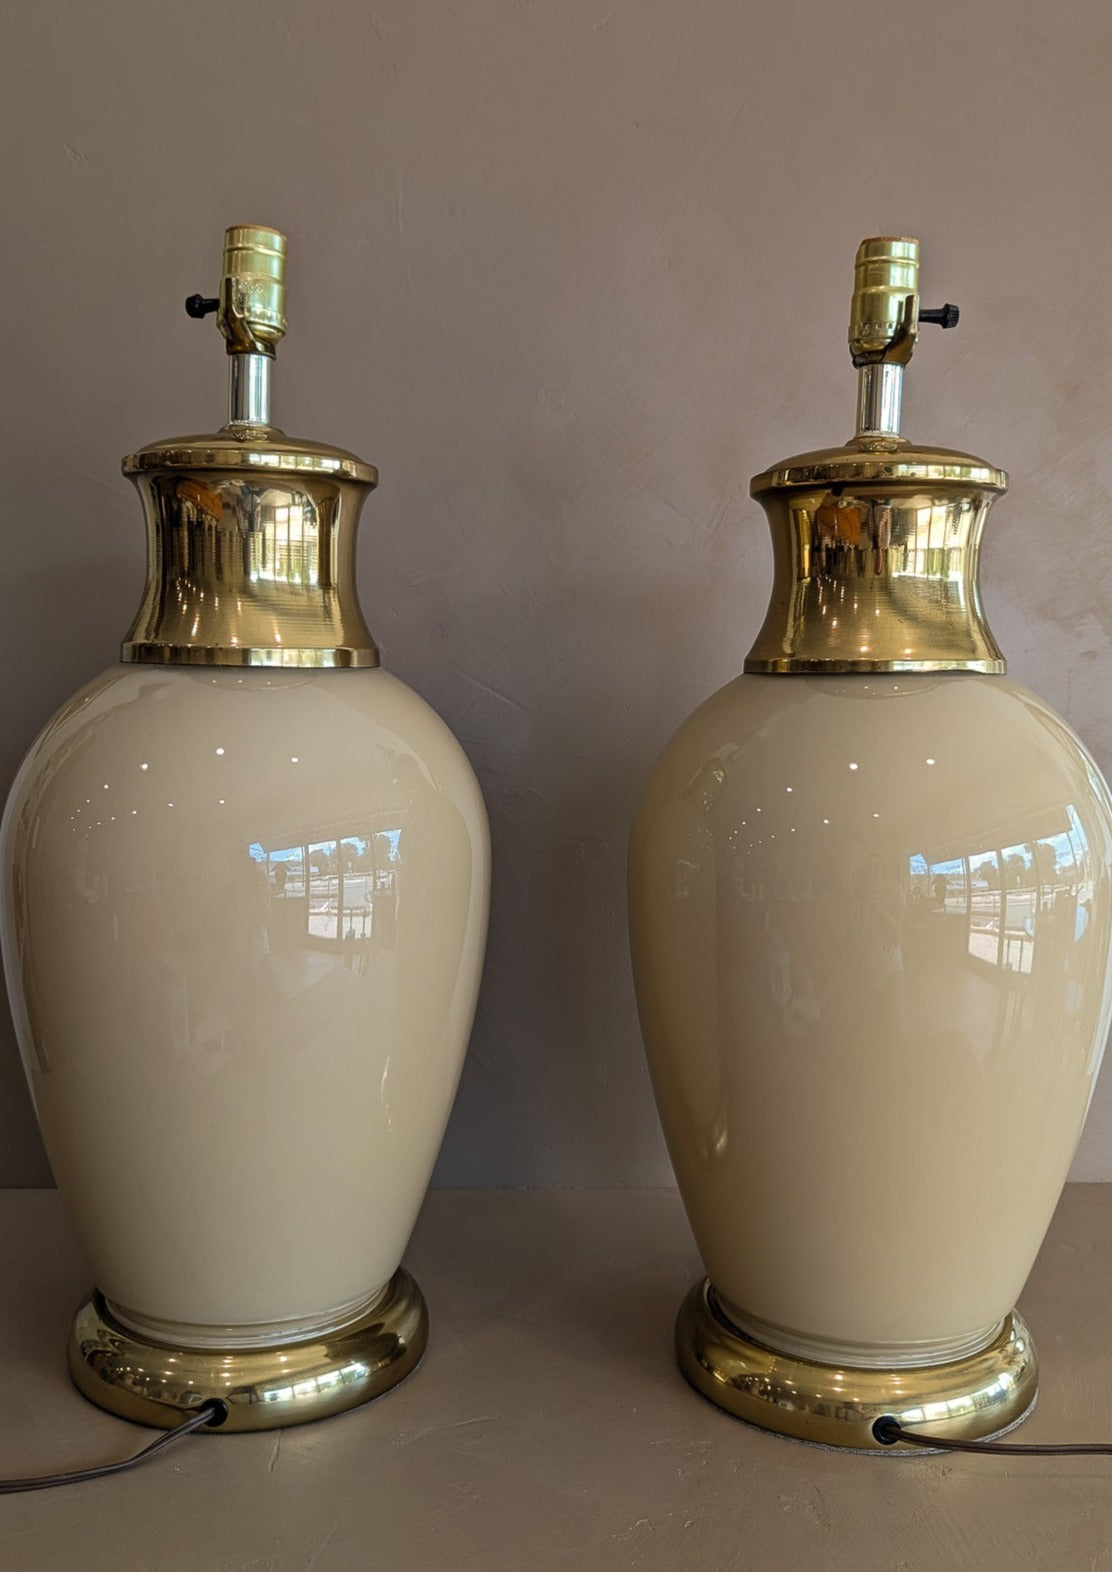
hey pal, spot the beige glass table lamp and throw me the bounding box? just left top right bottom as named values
left=628, top=237, right=1112, bottom=1450
left=0, top=226, right=490, bottom=1431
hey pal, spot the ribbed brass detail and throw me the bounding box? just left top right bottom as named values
left=751, top=441, right=1007, bottom=496
left=849, top=236, right=919, bottom=366
left=69, top=1270, right=427, bottom=1431
left=121, top=429, right=380, bottom=668
left=676, top=1280, right=1037, bottom=1451
left=745, top=440, right=1008, bottom=674
left=218, top=225, right=287, bottom=356
left=123, top=432, right=378, bottom=486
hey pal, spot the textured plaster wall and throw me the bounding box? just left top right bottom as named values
left=2, top=0, right=1112, bottom=1185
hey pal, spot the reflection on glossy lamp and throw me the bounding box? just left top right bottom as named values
left=628, top=237, right=1112, bottom=1450
left=0, top=226, right=489, bottom=1430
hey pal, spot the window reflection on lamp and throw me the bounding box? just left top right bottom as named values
left=907, top=806, right=1093, bottom=981
left=247, top=492, right=320, bottom=588
left=248, top=828, right=403, bottom=957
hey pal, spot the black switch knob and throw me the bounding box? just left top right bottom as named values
left=920, top=303, right=959, bottom=329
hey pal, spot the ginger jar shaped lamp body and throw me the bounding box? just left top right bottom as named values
left=0, top=227, right=490, bottom=1430
left=628, top=238, right=1112, bottom=1450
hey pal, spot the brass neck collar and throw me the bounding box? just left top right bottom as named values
left=744, top=436, right=1008, bottom=675
left=121, top=426, right=380, bottom=669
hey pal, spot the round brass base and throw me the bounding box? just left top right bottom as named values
left=676, top=1279, right=1038, bottom=1452
left=68, top=1270, right=428, bottom=1432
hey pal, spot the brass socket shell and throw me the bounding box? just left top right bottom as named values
left=849, top=236, right=920, bottom=366
left=217, top=224, right=287, bottom=356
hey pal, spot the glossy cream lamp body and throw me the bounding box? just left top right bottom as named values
left=629, top=239, right=1112, bottom=1450
left=0, top=228, right=490, bottom=1429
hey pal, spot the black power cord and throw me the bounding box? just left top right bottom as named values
left=0, top=1399, right=228, bottom=1494
left=873, top=1416, right=1112, bottom=1456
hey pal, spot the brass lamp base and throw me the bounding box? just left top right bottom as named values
left=676, top=1279, right=1037, bottom=1452
left=68, top=1269, right=427, bottom=1432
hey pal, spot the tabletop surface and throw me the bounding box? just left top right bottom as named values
left=0, top=1186, right=1109, bottom=1571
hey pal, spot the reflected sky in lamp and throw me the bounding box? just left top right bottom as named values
left=909, top=805, right=1094, bottom=984
left=248, top=830, right=403, bottom=947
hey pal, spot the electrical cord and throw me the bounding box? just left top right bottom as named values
left=0, top=1398, right=228, bottom=1494
left=5, top=1399, right=1108, bottom=1489
left=873, top=1416, right=1112, bottom=1456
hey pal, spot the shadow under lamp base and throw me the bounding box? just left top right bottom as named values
left=67, top=1269, right=427, bottom=1432
left=675, top=1279, right=1037, bottom=1453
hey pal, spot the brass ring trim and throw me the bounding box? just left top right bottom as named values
left=121, top=642, right=381, bottom=668
left=123, top=446, right=378, bottom=485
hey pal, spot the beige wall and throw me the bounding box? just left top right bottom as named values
left=3, top=0, right=1112, bottom=1185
